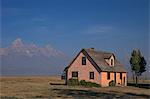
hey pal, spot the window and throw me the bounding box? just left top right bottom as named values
left=82, top=57, right=86, bottom=65
left=107, top=72, right=110, bottom=80
left=120, top=73, right=122, bottom=79
left=89, top=72, right=94, bottom=79
left=111, top=59, right=113, bottom=66
left=72, top=71, right=78, bottom=78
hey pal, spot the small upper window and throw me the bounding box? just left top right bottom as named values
left=111, top=59, right=113, bottom=66
left=82, top=57, right=86, bottom=65
left=89, top=72, right=94, bottom=79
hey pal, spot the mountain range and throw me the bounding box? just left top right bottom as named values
left=0, top=38, right=149, bottom=79
left=0, top=38, right=70, bottom=76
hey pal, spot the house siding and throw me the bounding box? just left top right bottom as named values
left=67, top=52, right=101, bottom=84
left=101, top=72, right=127, bottom=87
left=116, top=72, right=127, bottom=86
left=101, top=72, right=114, bottom=87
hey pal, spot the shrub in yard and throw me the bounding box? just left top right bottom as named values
left=86, top=81, right=101, bottom=87
left=79, top=80, right=87, bottom=86
left=109, top=80, right=116, bottom=86
left=67, top=78, right=79, bottom=86
left=79, top=80, right=100, bottom=87
left=67, top=79, right=100, bottom=87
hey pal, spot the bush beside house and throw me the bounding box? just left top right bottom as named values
left=109, top=80, right=116, bottom=86
left=67, top=78, right=101, bottom=87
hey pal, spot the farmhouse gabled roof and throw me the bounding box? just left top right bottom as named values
left=64, top=48, right=126, bottom=72
left=84, top=49, right=126, bottom=72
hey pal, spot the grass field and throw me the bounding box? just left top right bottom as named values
left=0, top=76, right=150, bottom=99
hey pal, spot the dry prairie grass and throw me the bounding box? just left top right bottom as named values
left=0, top=76, right=150, bottom=99
left=128, top=79, right=150, bottom=84
left=0, top=76, right=63, bottom=98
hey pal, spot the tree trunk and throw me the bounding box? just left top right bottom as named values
left=135, top=76, right=138, bottom=86
left=132, top=72, right=135, bottom=83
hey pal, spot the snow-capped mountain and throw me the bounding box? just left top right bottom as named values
left=1, top=38, right=65, bottom=57
left=0, top=38, right=70, bottom=76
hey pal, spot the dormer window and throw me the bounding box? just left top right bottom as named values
left=111, top=59, right=113, bottom=66
left=104, top=54, right=115, bottom=67
left=82, top=57, right=86, bottom=65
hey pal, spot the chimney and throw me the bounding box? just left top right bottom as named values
left=89, top=48, right=94, bottom=51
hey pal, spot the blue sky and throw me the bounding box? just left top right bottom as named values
left=1, top=0, right=149, bottom=62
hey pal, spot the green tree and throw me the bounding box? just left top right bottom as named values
left=139, top=57, right=146, bottom=75
left=130, top=49, right=147, bottom=86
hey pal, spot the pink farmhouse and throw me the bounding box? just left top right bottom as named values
left=64, top=48, right=127, bottom=87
